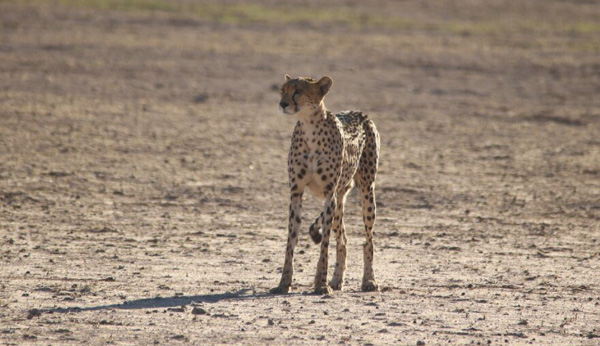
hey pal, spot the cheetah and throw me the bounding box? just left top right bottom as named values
left=270, top=75, right=380, bottom=295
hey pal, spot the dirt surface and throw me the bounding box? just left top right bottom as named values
left=1, top=0, right=600, bottom=344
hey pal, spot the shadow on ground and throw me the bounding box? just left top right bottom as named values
left=44, top=288, right=287, bottom=313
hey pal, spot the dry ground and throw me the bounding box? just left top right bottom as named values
left=1, top=0, right=599, bottom=344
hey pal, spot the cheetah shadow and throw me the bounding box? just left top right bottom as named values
left=46, top=288, right=285, bottom=313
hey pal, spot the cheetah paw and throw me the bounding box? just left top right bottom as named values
left=314, top=284, right=333, bottom=295
left=361, top=280, right=379, bottom=292
left=329, top=279, right=343, bottom=291
left=269, top=285, right=291, bottom=294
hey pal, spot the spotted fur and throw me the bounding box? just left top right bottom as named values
left=270, top=75, right=380, bottom=295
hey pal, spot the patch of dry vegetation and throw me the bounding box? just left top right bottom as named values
left=4, top=0, right=600, bottom=38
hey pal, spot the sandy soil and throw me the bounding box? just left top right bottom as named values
left=1, top=1, right=599, bottom=344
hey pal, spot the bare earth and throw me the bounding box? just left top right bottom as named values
left=1, top=1, right=599, bottom=344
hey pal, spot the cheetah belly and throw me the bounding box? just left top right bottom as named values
left=306, top=157, right=326, bottom=200
left=306, top=179, right=326, bottom=200
left=304, top=142, right=361, bottom=200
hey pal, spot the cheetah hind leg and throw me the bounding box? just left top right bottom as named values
left=330, top=185, right=351, bottom=291
left=308, top=212, right=323, bottom=244
left=357, top=118, right=380, bottom=293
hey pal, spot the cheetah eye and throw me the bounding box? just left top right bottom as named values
left=294, top=89, right=302, bottom=95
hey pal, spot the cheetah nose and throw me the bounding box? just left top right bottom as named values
left=279, top=101, right=289, bottom=109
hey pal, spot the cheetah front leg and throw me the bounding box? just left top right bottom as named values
left=270, top=191, right=303, bottom=294
left=314, top=195, right=336, bottom=295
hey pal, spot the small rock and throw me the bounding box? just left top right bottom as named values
left=193, top=94, right=208, bottom=103
left=191, top=307, right=208, bottom=315
left=27, top=309, right=42, bottom=320
left=268, top=319, right=274, bottom=326
left=388, top=322, right=406, bottom=327
left=417, top=341, right=425, bottom=346
left=587, top=332, right=599, bottom=339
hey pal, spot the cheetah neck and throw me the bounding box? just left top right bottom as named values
left=298, top=102, right=329, bottom=151
left=295, top=101, right=327, bottom=122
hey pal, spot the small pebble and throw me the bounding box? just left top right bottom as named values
left=191, top=307, right=208, bottom=315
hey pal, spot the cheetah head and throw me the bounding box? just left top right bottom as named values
left=279, top=75, right=333, bottom=117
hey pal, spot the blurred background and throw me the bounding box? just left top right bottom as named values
left=1, top=0, right=599, bottom=344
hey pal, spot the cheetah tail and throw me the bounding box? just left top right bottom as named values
left=308, top=212, right=323, bottom=244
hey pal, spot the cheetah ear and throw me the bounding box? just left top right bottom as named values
left=284, top=74, right=292, bottom=82
left=317, top=76, right=333, bottom=96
